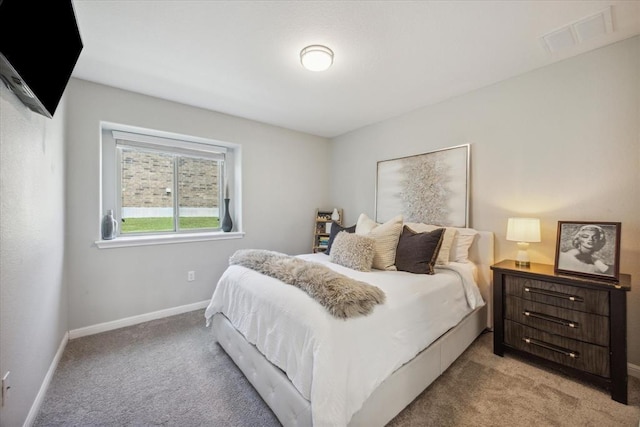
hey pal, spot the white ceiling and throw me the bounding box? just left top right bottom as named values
left=71, top=1, right=640, bottom=138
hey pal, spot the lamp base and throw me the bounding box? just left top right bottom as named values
left=515, top=243, right=531, bottom=268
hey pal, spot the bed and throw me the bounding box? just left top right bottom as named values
left=204, top=224, right=494, bottom=427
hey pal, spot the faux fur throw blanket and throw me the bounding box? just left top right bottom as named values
left=229, top=249, right=386, bottom=319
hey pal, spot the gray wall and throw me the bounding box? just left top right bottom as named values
left=329, top=36, right=640, bottom=365
left=0, top=85, right=68, bottom=425
left=65, top=79, right=330, bottom=330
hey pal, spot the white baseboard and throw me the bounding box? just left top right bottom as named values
left=629, top=362, right=640, bottom=379
left=23, top=332, right=69, bottom=427
left=68, top=300, right=210, bottom=339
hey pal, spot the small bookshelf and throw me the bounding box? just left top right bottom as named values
left=312, top=208, right=342, bottom=253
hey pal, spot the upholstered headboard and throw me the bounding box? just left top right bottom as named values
left=468, top=230, right=494, bottom=328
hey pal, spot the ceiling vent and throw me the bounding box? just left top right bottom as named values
left=541, top=6, right=613, bottom=53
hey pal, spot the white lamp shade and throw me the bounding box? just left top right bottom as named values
left=506, top=218, right=541, bottom=243
left=300, top=45, right=334, bottom=72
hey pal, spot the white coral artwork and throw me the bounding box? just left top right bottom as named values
left=376, top=145, right=469, bottom=227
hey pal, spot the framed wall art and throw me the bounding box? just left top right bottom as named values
left=554, top=221, right=621, bottom=282
left=375, top=144, right=470, bottom=227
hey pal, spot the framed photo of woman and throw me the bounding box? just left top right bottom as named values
left=554, top=221, right=621, bottom=282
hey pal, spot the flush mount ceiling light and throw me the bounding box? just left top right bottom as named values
left=300, top=45, right=334, bottom=72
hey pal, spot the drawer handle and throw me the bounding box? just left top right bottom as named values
left=524, top=286, right=584, bottom=303
left=522, top=337, right=579, bottom=359
left=523, top=310, right=579, bottom=328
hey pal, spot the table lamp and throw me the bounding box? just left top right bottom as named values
left=506, top=218, right=541, bottom=267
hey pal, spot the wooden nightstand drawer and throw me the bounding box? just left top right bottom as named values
left=504, top=296, right=609, bottom=346
left=504, top=276, right=609, bottom=316
left=505, top=320, right=610, bottom=377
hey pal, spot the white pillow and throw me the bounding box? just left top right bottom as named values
left=355, top=213, right=403, bottom=271
left=405, top=222, right=456, bottom=266
left=355, top=213, right=378, bottom=234
left=449, top=227, right=478, bottom=263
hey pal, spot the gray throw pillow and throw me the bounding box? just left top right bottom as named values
left=329, top=232, right=375, bottom=272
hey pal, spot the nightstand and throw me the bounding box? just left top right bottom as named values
left=491, top=260, right=631, bottom=404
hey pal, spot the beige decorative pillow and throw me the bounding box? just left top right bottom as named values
left=329, top=232, right=375, bottom=272
left=355, top=213, right=403, bottom=271
left=405, top=223, right=456, bottom=266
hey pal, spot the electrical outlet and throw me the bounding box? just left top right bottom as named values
left=187, top=271, right=195, bottom=282
left=2, top=371, right=10, bottom=406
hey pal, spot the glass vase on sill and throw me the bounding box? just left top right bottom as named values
left=221, top=198, right=233, bottom=232
left=101, top=209, right=118, bottom=240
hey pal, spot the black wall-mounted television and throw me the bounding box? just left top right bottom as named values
left=0, top=0, right=83, bottom=118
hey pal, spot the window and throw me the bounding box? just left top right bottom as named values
left=115, top=130, right=226, bottom=234
left=98, top=124, right=242, bottom=247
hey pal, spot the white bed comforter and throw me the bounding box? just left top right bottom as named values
left=204, top=253, right=484, bottom=426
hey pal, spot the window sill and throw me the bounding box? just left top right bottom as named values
left=95, top=231, right=245, bottom=249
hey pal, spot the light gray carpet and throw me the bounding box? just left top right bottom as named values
left=34, top=309, right=640, bottom=426
left=34, top=310, right=279, bottom=426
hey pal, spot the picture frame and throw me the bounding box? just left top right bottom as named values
left=375, top=144, right=470, bottom=227
left=554, top=221, right=621, bottom=282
